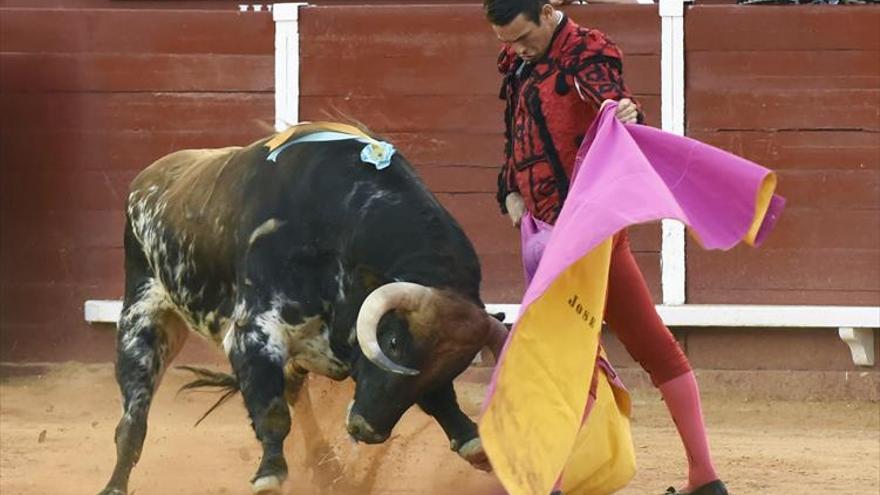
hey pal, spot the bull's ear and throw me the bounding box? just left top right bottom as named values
left=354, top=265, right=390, bottom=293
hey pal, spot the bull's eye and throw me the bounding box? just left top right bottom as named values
left=389, top=337, right=399, bottom=351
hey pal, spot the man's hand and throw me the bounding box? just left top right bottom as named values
left=601, top=98, right=639, bottom=124
left=505, top=192, right=526, bottom=228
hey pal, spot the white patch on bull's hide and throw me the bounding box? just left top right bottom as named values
left=253, top=307, right=293, bottom=365
left=251, top=474, right=283, bottom=495
left=343, top=181, right=377, bottom=209
left=248, top=218, right=286, bottom=246
left=248, top=296, right=349, bottom=379
left=118, top=279, right=188, bottom=390
left=361, top=190, right=400, bottom=215
left=232, top=300, right=251, bottom=326
left=333, top=260, right=347, bottom=302
left=344, top=400, right=355, bottom=430
left=222, top=322, right=236, bottom=356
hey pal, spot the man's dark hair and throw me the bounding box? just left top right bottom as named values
left=483, top=0, right=549, bottom=26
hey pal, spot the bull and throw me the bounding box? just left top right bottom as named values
left=98, top=123, right=508, bottom=495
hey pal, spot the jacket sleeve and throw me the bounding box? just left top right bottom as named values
left=570, top=34, right=645, bottom=124
left=496, top=50, right=521, bottom=215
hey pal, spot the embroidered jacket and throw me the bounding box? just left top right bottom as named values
left=496, top=16, right=644, bottom=224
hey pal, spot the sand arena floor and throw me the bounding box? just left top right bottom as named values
left=0, top=363, right=877, bottom=495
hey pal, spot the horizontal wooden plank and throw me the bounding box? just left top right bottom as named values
left=0, top=53, right=273, bottom=92
left=687, top=89, right=880, bottom=131
left=0, top=9, right=273, bottom=54
left=686, top=5, right=880, bottom=52
left=301, top=94, right=661, bottom=134
left=0, top=283, right=112, bottom=327
left=568, top=5, right=661, bottom=56
left=301, top=54, right=659, bottom=98
left=0, top=1, right=273, bottom=9
left=478, top=252, right=526, bottom=303
left=0, top=246, right=123, bottom=286
left=301, top=95, right=508, bottom=134
left=687, top=248, right=880, bottom=292
left=0, top=93, right=274, bottom=132
left=775, top=169, right=880, bottom=210
left=385, top=132, right=505, bottom=168
left=0, top=210, right=124, bottom=250
left=0, top=321, right=116, bottom=363
left=0, top=128, right=501, bottom=174
left=688, top=288, right=880, bottom=307
left=1, top=168, right=136, bottom=211
left=745, top=208, right=880, bottom=251
left=300, top=5, right=660, bottom=57
left=417, top=165, right=499, bottom=194
left=0, top=129, right=275, bottom=173
left=688, top=51, right=880, bottom=91
left=687, top=130, right=880, bottom=171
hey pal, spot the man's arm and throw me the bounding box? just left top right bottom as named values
left=571, top=42, right=646, bottom=124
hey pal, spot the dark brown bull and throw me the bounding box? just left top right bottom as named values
left=98, top=123, right=507, bottom=495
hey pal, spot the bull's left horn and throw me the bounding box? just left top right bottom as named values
left=356, top=282, right=433, bottom=376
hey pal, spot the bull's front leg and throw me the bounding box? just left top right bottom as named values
left=228, top=320, right=291, bottom=495
left=418, top=382, right=491, bottom=472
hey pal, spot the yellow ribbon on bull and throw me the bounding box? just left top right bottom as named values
left=265, top=121, right=376, bottom=152
left=479, top=238, right=635, bottom=495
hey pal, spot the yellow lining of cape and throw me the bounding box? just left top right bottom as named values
left=744, top=172, right=777, bottom=246
left=479, top=238, right=634, bottom=495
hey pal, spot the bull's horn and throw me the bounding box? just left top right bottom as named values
left=356, top=282, right=433, bottom=376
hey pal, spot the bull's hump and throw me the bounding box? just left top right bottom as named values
left=130, top=147, right=243, bottom=195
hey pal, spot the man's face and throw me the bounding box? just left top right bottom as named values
left=491, top=5, right=557, bottom=63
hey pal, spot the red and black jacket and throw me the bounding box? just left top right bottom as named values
left=496, top=16, right=644, bottom=224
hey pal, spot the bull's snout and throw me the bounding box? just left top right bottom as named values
left=346, top=413, right=389, bottom=444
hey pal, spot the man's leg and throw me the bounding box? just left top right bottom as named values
left=605, top=231, right=723, bottom=493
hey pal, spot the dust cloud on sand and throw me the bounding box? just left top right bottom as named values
left=1, top=363, right=877, bottom=494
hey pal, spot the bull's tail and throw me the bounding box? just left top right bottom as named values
left=176, top=365, right=240, bottom=427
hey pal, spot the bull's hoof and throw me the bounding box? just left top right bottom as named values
left=97, top=488, right=126, bottom=495
left=251, top=475, right=283, bottom=495
left=456, top=437, right=492, bottom=472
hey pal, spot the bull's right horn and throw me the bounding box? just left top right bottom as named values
left=356, top=282, right=434, bottom=376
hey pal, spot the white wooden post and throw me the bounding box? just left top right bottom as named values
left=273, top=3, right=308, bottom=131
left=659, top=0, right=687, bottom=305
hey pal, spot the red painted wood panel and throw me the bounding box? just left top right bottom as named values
left=8, top=3, right=874, bottom=363
left=688, top=89, right=879, bottom=132
left=299, top=5, right=660, bottom=56
left=1, top=93, right=274, bottom=132
left=0, top=9, right=273, bottom=54
left=0, top=1, right=268, bottom=8
left=686, top=5, right=880, bottom=52
left=300, top=95, right=661, bottom=132
left=0, top=5, right=275, bottom=361
left=685, top=5, right=880, bottom=306
left=0, top=130, right=276, bottom=176
left=687, top=131, right=880, bottom=171
left=0, top=53, right=273, bottom=93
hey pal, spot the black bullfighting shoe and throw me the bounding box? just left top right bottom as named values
left=664, top=480, right=729, bottom=495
